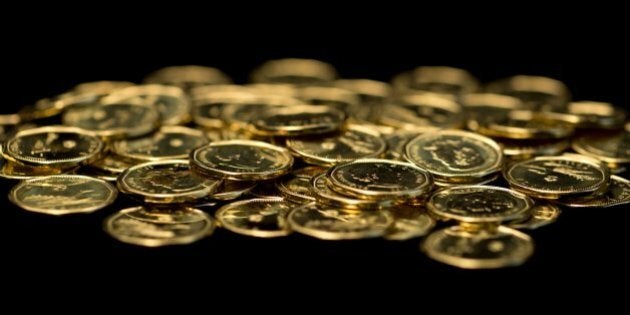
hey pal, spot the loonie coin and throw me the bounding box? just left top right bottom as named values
left=378, top=92, right=465, bottom=132
left=0, top=154, right=74, bottom=180
left=104, top=206, right=215, bottom=247
left=216, top=198, right=293, bottom=238
left=250, top=105, right=346, bottom=136
left=392, top=66, right=479, bottom=96
left=383, top=131, right=417, bottom=160
left=384, top=205, right=436, bottom=241
left=508, top=202, right=561, bottom=230
left=72, top=80, right=135, bottom=95
left=461, top=93, right=525, bottom=131
left=297, top=86, right=360, bottom=115
left=9, top=175, right=117, bottom=215
left=220, top=95, right=302, bottom=131
left=310, top=174, right=394, bottom=210
left=572, top=132, right=630, bottom=166
left=477, top=110, right=574, bottom=140
left=211, top=180, right=257, bottom=201
left=485, top=75, right=570, bottom=112
left=564, top=101, right=626, bottom=129
left=118, top=159, right=221, bottom=204
left=556, top=175, right=630, bottom=208
left=63, top=102, right=160, bottom=139
left=250, top=58, right=337, bottom=85
left=276, top=166, right=325, bottom=204
left=90, top=154, right=137, bottom=174
left=497, top=138, right=570, bottom=160
left=143, top=65, right=232, bottom=90
left=113, top=126, right=208, bottom=162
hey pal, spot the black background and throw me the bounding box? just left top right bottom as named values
left=4, top=22, right=630, bottom=295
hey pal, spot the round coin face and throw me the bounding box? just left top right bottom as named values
left=118, top=160, right=221, bottom=203
left=328, top=159, right=433, bottom=201
left=384, top=206, right=436, bottom=241
left=250, top=105, right=346, bottom=136
left=508, top=202, right=561, bottom=230
left=104, top=206, right=215, bottom=247
left=422, top=225, right=534, bottom=269
left=405, top=130, right=503, bottom=182
left=288, top=202, right=393, bottom=240
left=62, top=103, right=160, bottom=139
left=285, top=125, right=386, bottom=166
left=427, top=186, right=533, bottom=223
left=572, top=132, right=630, bottom=165
left=310, top=174, right=393, bottom=210
left=504, top=155, right=610, bottom=199
left=557, top=175, right=630, bottom=208
left=190, top=140, right=293, bottom=181
left=113, top=126, right=208, bottom=162
left=216, top=198, right=293, bottom=238
left=5, top=126, right=103, bottom=168
left=276, top=166, right=325, bottom=204
left=9, top=175, right=117, bottom=215
left=477, top=110, right=574, bottom=140
left=378, top=93, right=465, bottom=132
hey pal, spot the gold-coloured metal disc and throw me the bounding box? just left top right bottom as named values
left=0, top=155, right=74, bottom=180
left=250, top=105, right=346, bottom=136
left=211, top=180, right=257, bottom=201
left=572, top=132, right=630, bottom=166
left=250, top=58, right=337, bottom=84
left=9, top=175, right=117, bottom=215
left=485, top=75, right=570, bottom=111
left=216, top=198, right=293, bottom=238
left=477, top=110, right=574, bottom=140
left=564, top=101, right=627, bottom=129
left=113, top=126, right=208, bottom=162
left=63, top=102, right=160, bottom=139
left=392, top=66, right=480, bottom=96
left=297, top=86, right=360, bottom=115
left=383, top=131, right=417, bottom=160
left=461, top=93, right=525, bottom=131
left=497, top=138, right=570, bottom=160
left=143, top=65, right=232, bottom=90
left=557, top=175, right=630, bottom=208
left=310, top=174, right=394, bottom=210
left=508, top=202, right=561, bottom=230
left=378, top=92, right=465, bottom=132
left=384, top=205, right=436, bottom=241
left=276, top=166, right=325, bottom=204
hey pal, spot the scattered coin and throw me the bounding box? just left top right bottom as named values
left=216, top=198, right=293, bottom=238
left=113, top=126, right=208, bottom=162
left=63, top=102, right=160, bottom=139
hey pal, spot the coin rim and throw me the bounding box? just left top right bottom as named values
left=215, top=197, right=293, bottom=238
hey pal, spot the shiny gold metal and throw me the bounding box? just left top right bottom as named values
left=497, top=138, right=570, bottom=160
left=427, top=185, right=533, bottom=223
left=288, top=202, right=393, bottom=240
left=508, top=202, right=561, bottom=230
left=572, top=132, right=630, bottom=166
left=211, top=180, right=257, bottom=201
left=486, top=75, right=570, bottom=111
left=297, top=86, right=360, bottom=115
left=249, top=105, right=346, bottom=136
left=90, top=154, right=137, bottom=174
left=220, top=94, right=303, bottom=131
left=462, top=93, right=525, bottom=131
left=310, top=174, right=394, bottom=210
left=104, top=206, right=215, bottom=247
left=378, top=92, right=465, bottom=132
left=565, top=101, right=626, bottom=129
left=477, top=110, right=574, bottom=140
left=422, top=225, right=534, bottom=269
left=72, top=81, right=135, bottom=95
left=143, top=65, right=232, bottom=90
left=285, top=125, right=386, bottom=166
left=250, top=58, right=337, bottom=84
left=384, top=205, right=436, bottom=241
left=557, top=175, right=630, bottom=208
left=0, top=155, right=74, bottom=180
left=113, top=126, right=208, bottom=162
left=216, top=198, right=293, bottom=238
left=383, top=131, right=417, bottom=160
left=9, top=175, right=117, bottom=215
left=118, top=159, right=221, bottom=204
left=392, top=66, right=480, bottom=96
left=245, top=83, right=299, bottom=98
left=276, top=166, right=325, bottom=204
left=63, top=102, right=160, bottom=139
left=190, top=140, right=294, bottom=181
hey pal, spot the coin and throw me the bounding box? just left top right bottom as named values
left=504, top=155, right=611, bottom=199
left=216, top=198, right=293, bottom=238
left=422, top=225, right=534, bottom=269
left=405, top=130, right=503, bottom=183
left=557, top=175, right=630, bottom=208
left=428, top=185, right=533, bottom=223
left=143, top=65, right=232, bottom=90
left=104, top=206, right=215, bottom=247
left=485, top=75, right=570, bottom=111
left=383, top=131, right=417, bottom=160
left=190, top=140, right=294, bottom=180
left=248, top=180, right=281, bottom=198
left=90, top=153, right=137, bottom=174
left=9, top=175, right=117, bottom=215
left=327, top=159, right=433, bottom=202
left=118, top=160, right=221, bottom=204
left=310, top=174, right=394, bottom=210
left=63, top=102, right=160, bottom=139
left=191, top=90, right=255, bottom=129
left=497, top=138, right=570, bottom=160
left=101, top=84, right=191, bottom=126
left=250, top=58, right=337, bottom=85
left=392, top=66, right=479, bottom=96
left=572, top=132, right=630, bottom=166
left=564, top=101, right=627, bottom=129
left=508, top=203, right=561, bottom=230
left=285, top=125, right=386, bottom=166
left=384, top=206, right=436, bottom=241
left=461, top=93, right=525, bottom=131
left=477, top=110, right=574, bottom=140
left=334, top=79, right=390, bottom=104
left=0, top=154, right=74, bottom=180
left=288, top=202, right=393, bottom=240
left=245, top=83, right=299, bottom=98
left=249, top=105, right=346, bottom=136
left=221, top=94, right=302, bottom=130
left=73, top=80, right=134, bottom=94
left=113, top=126, right=208, bottom=162
left=4, top=126, right=104, bottom=168
left=211, top=180, right=257, bottom=201
left=378, top=92, right=465, bottom=132
left=276, top=166, right=325, bottom=204
left=297, top=86, right=360, bottom=115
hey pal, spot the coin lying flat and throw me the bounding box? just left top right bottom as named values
left=392, top=66, right=479, bottom=96
left=104, top=206, right=215, bottom=247
left=0, top=155, right=74, bottom=180
left=477, top=110, right=574, bottom=140
left=250, top=105, right=346, bottom=136
left=328, top=159, right=433, bottom=201
left=211, top=180, right=257, bottom=201
left=565, top=101, right=627, bottom=129
left=216, top=198, right=293, bottom=238
left=250, top=58, right=337, bottom=85
left=462, top=93, right=525, bottom=131
left=422, top=225, right=534, bottom=269
left=384, top=206, right=436, bottom=241
left=221, top=95, right=302, bottom=130
left=190, top=140, right=294, bottom=181
left=62, top=102, right=160, bottom=139
left=113, top=126, right=208, bottom=162
left=118, top=160, right=221, bottom=204
left=297, top=86, right=360, bottom=115
left=286, top=125, right=386, bottom=166
left=288, top=202, right=393, bottom=240
left=143, top=65, right=232, bottom=90
left=9, top=175, right=117, bottom=215
left=378, top=93, right=465, bottom=132
left=504, top=155, right=611, bottom=199
left=72, top=81, right=135, bottom=95
left=497, top=138, right=570, bottom=160
left=485, top=75, right=570, bottom=112
left=572, top=132, right=630, bottom=166
left=90, top=154, right=137, bottom=174
left=427, top=186, right=533, bottom=223
left=310, top=174, right=394, bottom=210
left=383, top=131, right=417, bottom=160
left=4, top=126, right=104, bottom=168
left=276, top=166, right=325, bottom=204
left=557, top=175, right=630, bottom=208
left=508, top=202, right=561, bottom=230
left=405, top=130, right=503, bottom=183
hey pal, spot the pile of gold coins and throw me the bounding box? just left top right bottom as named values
left=2, top=59, right=629, bottom=269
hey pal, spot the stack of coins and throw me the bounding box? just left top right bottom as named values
left=3, top=60, right=629, bottom=269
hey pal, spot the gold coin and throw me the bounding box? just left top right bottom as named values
left=211, top=180, right=257, bottom=201
left=249, top=105, right=346, bottom=136
left=422, top=225, right=534, bottom=269
left=104, top=206, right=215, bottom=247
left=190, top=140, right=294, bottom=180
left=334, top=79, right=391, bottom=103
left=250, top=58, right=337, bottom=84
left=383, top=131, right=417, bottom=160
left=248, top=180, right=281, bottom=198
left=276, top=166, right=326, bottom=204
left=310, top=174, right=394, bottom=210
left=461, top=93, right=525, bottom=131
left=0, top=154, right=77, bottom=180
left=405, top=130, right=503, bottom=183
left=328, top=159, right=433, bottom=201
left=143, top=65, right=232, bottom=90
left=288, top=202, right=393, bottom=240
left=392, top=66, right=479, bottom=96
left=485, top=75, right=570, bottom=111
left=504, top=155, right=610, bottom=199
left=572, top=132, right=630, bottom=166
left=497, top=138, right=570, bottom=160
left=565, top=101, right=626, bottom=129
left=90, top=154, right=137, bottom=174
left=113, top=126, right=208, bottom=162
left=245, top=83, right=299, bottom=98
left=221, top=95, right=302, bottom=131
left=4, top=126, right=104, bottom=168
left=297, top=86, right=360, bottom=115
left=79, top=167, right=118, bottom=182
left=432, top=173, right=500, bottom=188
left=118, top=159, right=221, bottom=204
left=428, top=185, right=533, bottom=223
left=72, top=81, right=135, bottom=95
left=101, top=84, right=191, bottom=126
left=190, top=85, right=252, bottom=102
left=192, top=90, right=254, bottom=129
left=63, top=102, right=160, bottom=139
left=477, top=110, right=574, bottom=140
left=216, top=198, right=293, bottom=238
left=557, top=175, right=630, bottom=208
left=9, top=175, right=117, bottom=215
left=378, top=92, right=465, bottom=132
left=285, top=125, right=385, bottom=166
left=384, top=205, right=436, bottom=241
left=508, top=202, right=561, bottom=230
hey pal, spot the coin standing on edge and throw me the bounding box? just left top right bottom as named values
left=216, top=198, right=293, bottom=238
